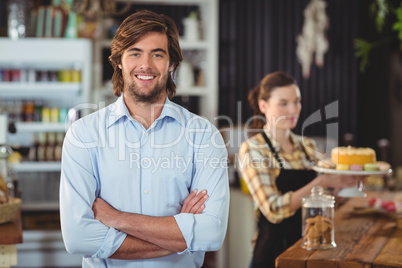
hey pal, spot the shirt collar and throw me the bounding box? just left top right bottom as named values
left=105, top=93, right=129, bottom=128
left=106, top=93, right=186, bottom=128
left=157, top=97, right=186, bottom=127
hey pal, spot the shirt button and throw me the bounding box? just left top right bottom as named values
left=144, top=189, right=149, bottom=194
left=145, top=132, right=149, bottom=136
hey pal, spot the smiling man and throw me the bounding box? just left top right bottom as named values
left=120, top=32, right=170, bottom=107
left=59, top=10, right=229, bottom=268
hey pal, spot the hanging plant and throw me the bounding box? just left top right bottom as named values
left=296, top=0, right=330, bottom=79
left=354, top=0, right=402, bottom=72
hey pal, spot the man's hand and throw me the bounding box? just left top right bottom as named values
left=92, top=198, right=119, bottom=227
left=91, top=189, right=209, bottom=255
left=93, top=189, right=208, bottom=227
left=181, top=189, right=208, bottom=214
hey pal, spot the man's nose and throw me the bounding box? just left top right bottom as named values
left=139, top=55, right=152, bottom=69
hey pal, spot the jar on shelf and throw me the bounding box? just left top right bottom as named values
left=7, top=0, right=31, bottom=39
left=301, top=186, right=336, bottom=250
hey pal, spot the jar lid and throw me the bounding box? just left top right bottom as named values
left=302, top=186, right=335, bottom=207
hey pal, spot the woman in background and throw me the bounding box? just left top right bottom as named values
left=238, top=71, right=358, bottom=268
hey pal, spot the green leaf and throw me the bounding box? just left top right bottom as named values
left=393, top=4, right=402, bottom=42
left=354, top=39, right=373, bottom=72
left=372, top=0, right=389, bottom=32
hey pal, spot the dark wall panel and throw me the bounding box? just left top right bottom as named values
left=218, top=0, right=360, bottom=141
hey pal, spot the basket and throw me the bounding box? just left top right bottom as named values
left=0, top=198, right=21, bottom=224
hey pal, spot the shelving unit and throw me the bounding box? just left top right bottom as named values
left=0, top=38, right=92, bottom=106
left=0, top=37, right=92, bottom=146
left=93, top=0, right=219, bottom=124
left=0, top=37, right=92, bottom=202
left=0, top=38, right=91, bottom=267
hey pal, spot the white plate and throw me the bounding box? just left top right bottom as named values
left=337, top=187, right=367, bottom=197
left=312, top=166, right=389, bottom=176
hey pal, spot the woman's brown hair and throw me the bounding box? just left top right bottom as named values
left=108, top=10, right=183, bottom=99
left=248, top=71, right=297, bottom=129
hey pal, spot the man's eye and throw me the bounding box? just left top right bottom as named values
left=153, top=54, right=162, bottom=58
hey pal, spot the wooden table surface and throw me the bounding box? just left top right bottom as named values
left=276, top=191, right=402, bottom=268
left=0, top=210, right=23, bottom=245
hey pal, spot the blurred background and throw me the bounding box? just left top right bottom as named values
left=0, top=0, right=402, bottom=267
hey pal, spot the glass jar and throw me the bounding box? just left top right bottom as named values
left=7, top=0, right=31, bottom=39
left=301, top=186, right=336, bottom=250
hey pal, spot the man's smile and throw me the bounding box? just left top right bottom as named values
left=136, top=74, right=156, bottom=80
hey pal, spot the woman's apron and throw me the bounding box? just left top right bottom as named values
left=252, top=133, right=317, bottom=268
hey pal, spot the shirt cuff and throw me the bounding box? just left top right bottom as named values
left=283, top=191, right=296, bottom=216
left=173, top=213, right=195, bottom=254
left=93, top=227, right=127, bottom=258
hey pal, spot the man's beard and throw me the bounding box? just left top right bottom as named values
left=124, top=71, right=167, bottom=104
left=126, top=82, right=164, bottom=104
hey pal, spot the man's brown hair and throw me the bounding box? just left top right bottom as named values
left=109, top=10, right=183, bottom=99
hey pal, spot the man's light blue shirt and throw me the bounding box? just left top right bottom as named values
left=59, top=95, right=229, bottom=268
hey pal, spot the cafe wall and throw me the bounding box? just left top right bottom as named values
left=218, top=0, right=396, bottom=165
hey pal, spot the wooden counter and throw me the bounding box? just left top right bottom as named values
left=276, top=191, right=402, bottom=268
left=0, top=211, right=23, bottom=268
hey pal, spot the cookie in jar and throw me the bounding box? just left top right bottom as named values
left=301, top=186, right=336, bottom=249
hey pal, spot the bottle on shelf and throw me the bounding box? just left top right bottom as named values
left=37, top=132, right=47, bottom=162
left=41, top=107, right=51, bottom=123
left=34, top=100, right=43, bottom=122
left=59, top=107, right=68, bottom=123
left=2, top=69, right=11, bottom=82
left=49, top=71, right=58, bottom=82
left=23, top=100, right=35, bottom=122
left=38, top=70, right=50, bottom=82
left=72, top=63, right=82, bottom=82
left=11, top=69, right=20, bottom=82
left=50, top=108, right=59, bottom=123
left=27, top=69, right=36, bottom=83
left=28, top=133, right=39, bottom=161
left=54, top=132, right=64, bottom=161
left=45, top=132, right=56, bottom=161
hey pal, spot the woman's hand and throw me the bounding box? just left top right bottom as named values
left=317, top=174, right=361, bottom=195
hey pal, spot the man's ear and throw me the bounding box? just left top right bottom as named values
left=258, top=99, right=267, bottom=114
